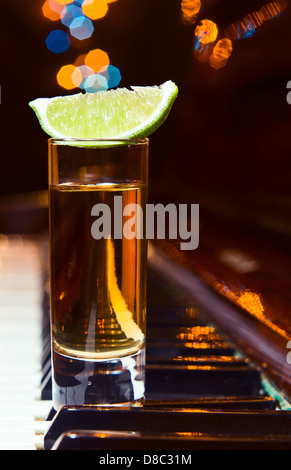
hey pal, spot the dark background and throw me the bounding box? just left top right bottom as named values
left=1, top=0, right=291, bottom=235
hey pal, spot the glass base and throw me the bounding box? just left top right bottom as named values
left=52, top=348, right=145, bottom=411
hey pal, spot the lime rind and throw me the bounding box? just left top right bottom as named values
left=30, top=97, right=64, bottom=139
left=29, top=81, right=178, bottom=144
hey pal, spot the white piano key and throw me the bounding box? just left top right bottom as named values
left=0, top=401, right=52, bottom=419
left=0, top=433, right=37, bottom=451
left=0, top=237, right=47, bottom=450
left=0, top=388, right=42, bottom=401
left=0, top=370, right=42, bottom=384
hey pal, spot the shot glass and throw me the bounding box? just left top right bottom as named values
left=48, top=138, right=148, bottom=410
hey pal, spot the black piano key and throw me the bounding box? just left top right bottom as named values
left=51, top=429, right=291, bottom=450
left=146, top=354, right=248, bottom=366
left=41, top=369, right=53, bottom=401
left=44, top=406, right=291, bottom=450
left=146, top=343, right=235, bottom=358
left=145, top=396, right=276, bottom=410
left=41, top=360, right=262, bottom=403
left=145, top=364, right=262, bottom=399
left=146, top=306, right=207, bottom=327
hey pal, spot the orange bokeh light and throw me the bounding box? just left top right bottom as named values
left=82, top=0, right=108, bottom=20
left=181, top=0, right=201, bottom=24
left=225, top=0, right=288, bottom=41
left=72, top=65, right=94, bottom=88
left=57, top=64, right=80, bottom=90
left=210, top=38, right=233, bottom=70
left=74, top=54, right=87, bottom=67
left=85, top=48, right=110, bottom=73
left=195, top=19, right=218, bottom=44
left=53, top=0, right=73, bottom=5
left=42, top=0, right=61, bottom=20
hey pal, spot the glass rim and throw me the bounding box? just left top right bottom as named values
left=48, top=137, right=149, bottom=145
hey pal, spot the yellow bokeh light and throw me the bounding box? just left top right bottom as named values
left=195, top=19, right=218, bottom=44
left=57, top=64, right=80, bottom=90
left=54, top=0, right=73, bottom=5
left=210, top=38, right=233, bottom=69
left=85, top=48, right=110, bottom=73
left=42, top=0, right=61, bottom=20
left=82, top=0, right=108, bottom=20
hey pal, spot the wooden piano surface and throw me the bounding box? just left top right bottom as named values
left=149, top=211, right=291, bottom=400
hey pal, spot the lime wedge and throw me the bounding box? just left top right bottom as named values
left=29, top=81, right=178, bottom=140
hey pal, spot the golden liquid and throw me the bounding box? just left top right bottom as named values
left=49, top=182, right=147, bottom=361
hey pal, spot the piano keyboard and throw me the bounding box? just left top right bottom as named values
left=0, top=236, right=52, bottom=450
left=1, top=234, right=291, bottom=450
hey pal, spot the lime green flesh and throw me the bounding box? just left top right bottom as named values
left=29, top=81, right=179, bottom=141
left=47, top=87, right=164, bottom=138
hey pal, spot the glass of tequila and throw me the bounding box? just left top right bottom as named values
left=48, top=138, right=148, bottom=410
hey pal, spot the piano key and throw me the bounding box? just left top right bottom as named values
left=44, top=406, right=291, bottom=450
left=145, top=396, right=276, bottom=410
left=0, top=236, right=44, bottom=450
left=51, top=429, right=291, bottom=450
left=145, top=364, right=262, bottom=399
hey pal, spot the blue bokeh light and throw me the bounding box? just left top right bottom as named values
left=46, top=29, right=70, bottom=54
left=242, top=19, right=256, bottom=38
left=70, top=16, right=94, bottom=40
left=100, top=65, right=122, bottom=89
left=84, top=73, right=108, bottom=93
left=75, top=65, right=95, bottom=89
left=61, top=4, right=84, bottom=28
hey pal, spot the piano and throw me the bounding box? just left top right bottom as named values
left=1, top=191, right=291, bottom=450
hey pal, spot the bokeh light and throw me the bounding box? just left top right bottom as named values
left=99, top=64, right=121, bottom=89
left=48, top=0, right=65, bottom=15
left=193, top=20, right=218, bottom=62
left=189, top=0, right=288, bottom=71
left=70, top=16, right=94, bottom=40
left=85, top=48, right=110, bottom=72
left=82, top=0, right=108, bottom=20
left=57, top=64, right=81, bottom=90
left=42, top=0, right=61, bottom=21
left=72, top=64, right=95, bottom=88
left=84, top=73, right=108, bottom=92
left=225, top=0, right=288, bottom=41
left=74, top=53, right=88, bottom=66
left=56, top=50, right=121, bottom=92
left=42, top=0, right=121, bottom=91
left=46, top=29, right=70, bottom=54
left=181, top=0, right=201, bottom=24
left=61, top=4, right=84, bottom=28
left=53, top=0, right=73, bottom=5
left=195, top=20, right=219, bottom=45
left=210, top=38, right=233, bottom=70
